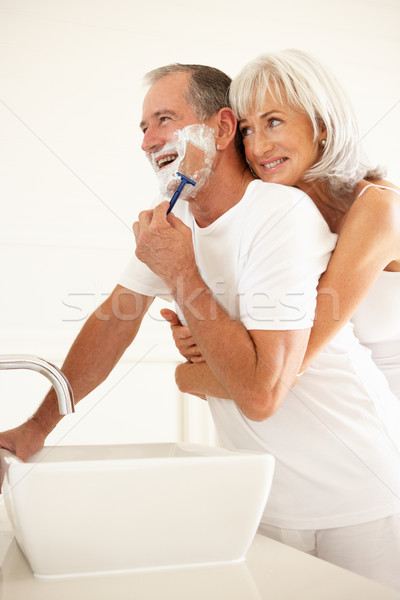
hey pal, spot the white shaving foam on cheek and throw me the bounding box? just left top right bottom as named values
left=148, top=124, right=216, bottom=199
left=178, top=124, right=217, bottom=201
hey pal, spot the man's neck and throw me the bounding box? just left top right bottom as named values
left=188, top=156, right=254, bottom=228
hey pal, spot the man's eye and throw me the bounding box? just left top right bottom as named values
left=160, top=116, right=171, bottom=124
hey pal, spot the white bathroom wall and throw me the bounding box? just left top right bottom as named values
left=0, top=0, right=399, bottom=446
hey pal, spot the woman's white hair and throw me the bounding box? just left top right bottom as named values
left=229, top=49, right=385, bottom=195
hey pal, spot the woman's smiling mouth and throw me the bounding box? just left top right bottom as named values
left=261, top=157, right=289, bottom=170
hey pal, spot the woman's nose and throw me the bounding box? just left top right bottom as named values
left=252, top=132, right=273, bottom=156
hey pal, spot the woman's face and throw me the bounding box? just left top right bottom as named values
left=238, top=90, right=321, bottom=188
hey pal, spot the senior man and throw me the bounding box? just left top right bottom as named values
left=1, top=64, right=400, bottom=589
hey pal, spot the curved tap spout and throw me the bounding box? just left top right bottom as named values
left=0, top=355, right=75, bottom=415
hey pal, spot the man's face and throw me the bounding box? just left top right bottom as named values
left=140, top=72, right=217, bottom=198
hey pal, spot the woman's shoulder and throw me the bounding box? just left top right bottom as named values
left=355, top=178, right=400, bottom=202
left=338, top=180, right=400, bottom=263
left=351, top=179, right=400, bottom=225
left=333, top=180, right=400, bottom=270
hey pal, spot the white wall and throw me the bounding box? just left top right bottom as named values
left=0, top=0, right=399, bottom=446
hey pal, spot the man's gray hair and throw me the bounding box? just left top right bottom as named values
left=229, top=49, right=385, bottom=195
left=144, top=63, right=232, bottom=120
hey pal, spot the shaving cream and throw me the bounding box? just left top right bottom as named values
left=149, top=124, right=217, bottom=200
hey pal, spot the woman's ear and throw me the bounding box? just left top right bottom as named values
left=316, top=118, right=327, bottom=146
left=317, top=118, right=327, bottom=136
left=214, top=107, right=237, bottom=150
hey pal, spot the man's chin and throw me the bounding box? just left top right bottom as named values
left=166, top=177, right=180, bottom=194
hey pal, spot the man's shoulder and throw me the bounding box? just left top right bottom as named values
left=243, top=180, right=326, bottom=229
left=239, top=180, right=337, bottom=256
left=245, top=179, right=312, bottom=206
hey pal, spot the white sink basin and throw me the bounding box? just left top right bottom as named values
left=0, top=443, right=274, bottom=578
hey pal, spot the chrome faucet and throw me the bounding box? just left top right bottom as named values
left=0, top=355, right=75, bottom=414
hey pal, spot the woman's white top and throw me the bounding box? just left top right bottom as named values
left=351, top=184, right=400, bottom=399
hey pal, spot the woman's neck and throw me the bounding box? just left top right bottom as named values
left=296, top=179, right=356, bottom=234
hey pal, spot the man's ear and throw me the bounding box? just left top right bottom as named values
left=214, top=107, right=237, bottom=150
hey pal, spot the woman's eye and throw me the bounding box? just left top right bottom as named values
left=240, top=126, right=252, bottom=138
left=269, top=118, right=281, bottom=128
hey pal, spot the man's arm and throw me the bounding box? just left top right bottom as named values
left=175, top=287, right=309, bottom=420
left=163, top=308, right=307, bottom=401
left=0, top=285, right=153, bottom=460
left=134, top=203, right=310, bottom=421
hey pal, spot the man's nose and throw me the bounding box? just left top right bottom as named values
left=141, top=127, right=163, bottom=153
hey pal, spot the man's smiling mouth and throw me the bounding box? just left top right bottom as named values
left=156, top=153, right=178, bottom=170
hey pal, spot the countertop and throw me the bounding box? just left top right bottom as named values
left=0, top=498, right=399, bottom=600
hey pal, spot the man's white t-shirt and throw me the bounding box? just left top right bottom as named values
left=120, top=180, right=334, bottom=328
left=119, top=180, right=400, bottom=529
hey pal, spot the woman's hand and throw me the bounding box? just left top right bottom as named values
left=161, top=308, right=205, bottom=363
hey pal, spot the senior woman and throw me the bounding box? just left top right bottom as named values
left=230, top=49, right=400, bottom=397
left=167, top=49, right=400, bottom=400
